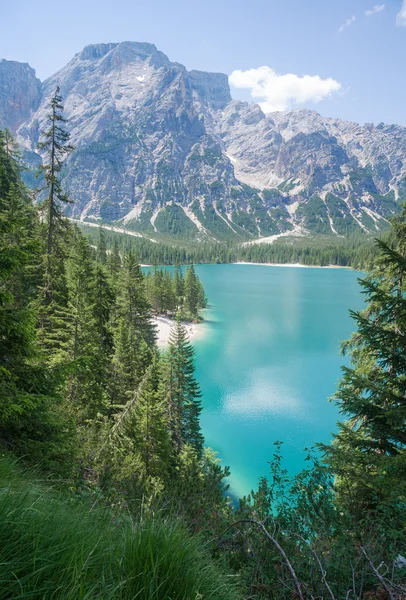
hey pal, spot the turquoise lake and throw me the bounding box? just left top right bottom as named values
left=191, top=264, right=364, bottom=499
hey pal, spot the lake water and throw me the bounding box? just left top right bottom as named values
left=192, top=264, right=364, bottom=499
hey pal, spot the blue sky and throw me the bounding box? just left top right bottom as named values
left=1, top=0, right=405, bottom=125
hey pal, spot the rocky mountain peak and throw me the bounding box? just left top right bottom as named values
left=270, top=109, right=329, bottom=140
left=188, top=70, right=231, bottom=109
left=71, top=41, right=181, bottom=79
left=1, top=42, right=406, bottom=241
left=0, top=59, right=41, bottom=131
left=77, top=43, right=119, bottom=61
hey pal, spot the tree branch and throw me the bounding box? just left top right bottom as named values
left=218, top=519, right=304, bottom=600
left=360, top=546, right=395, bottom=600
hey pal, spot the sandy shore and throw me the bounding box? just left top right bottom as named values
left=233, top=262, right=350, bottom=269
left=153, top=316, right=205, bottom=348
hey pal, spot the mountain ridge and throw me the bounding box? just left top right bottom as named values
left=1, top=41, right=405, bottom=242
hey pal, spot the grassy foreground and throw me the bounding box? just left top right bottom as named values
left=0, top=458, right=240, bottom=600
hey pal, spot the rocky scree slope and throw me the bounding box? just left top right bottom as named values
left=1, top=42, right=405, bottom=242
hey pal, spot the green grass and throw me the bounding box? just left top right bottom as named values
left=0, top=458, right=240, bottom=600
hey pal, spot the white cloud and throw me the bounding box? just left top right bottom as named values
left=229, top=66, right=341, bottom=113
left=365, top=4, right=385, bottom=16
left=338, top=15, right=356, bottom=33
left=396, top=0, right=406, bottom=25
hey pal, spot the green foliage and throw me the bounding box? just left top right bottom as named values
left=324, top=208, right=406, bottom=516
left=80, top=222, right=381, bottom=270
left=184, top=264, right=205, bottom=320
left=110, top=252, right=156, bottom=409
left=145, top=266, right=177, bottom=315
left=0, top=457, right=241, bottom=600
left=34, top=88, right=74, bottom=364
left=231, top=209, right=258, bottom=236
left=64, top=229, right=113, bottom=421
left=97, top=224, right=108, bottom=264
left=189, top=200, right=246, bottom=242
left=37, top=86, right=73, bottom=270
left=0, top=130, right=71, bottom=466
left=162, top=317, right=204, bottom=457
left=144, top=264, right=207, bottom=321
left=296, top=195, right=332, bottom=234
left=154, top=204, right=199, bottom=238
left=109, top=355, right=171, bottom=496
left=325, top=193, right=362, bottom=235
left=217, top=444, right=406, bottom=600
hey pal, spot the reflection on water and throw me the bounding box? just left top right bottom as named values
left=193, top=264, right=363, bottom=499
left=224, top=368, right=306, bottom=420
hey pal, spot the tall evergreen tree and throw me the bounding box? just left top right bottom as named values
left=107, top=238, right=121, bottom=281
left=116, top=252, right=156, bottom=347
left=146, top=267, right=177, bottom=315
left=96, top=225, right=108, bottom=265
left=163, top=316, right=204, bottom=457
left=324, top=209, right=406, bottom=512
left=0, top=130, right=69, bottom=463
left=112, top=252, right=156, bottom=407
left=119, top=355, right=171, bottom=490
left=1, top=128, right=22, bottom=163
left=174, top=264, right=185, bottom=306
left=37, top=86, right=73, bottom=273
left=94, top=265, right=115, bottom=356
left=64, top=230, right=113, bottom=420
left=184, top=264, right=199, bottom=319
left=35, top=88, right=73, bottom=361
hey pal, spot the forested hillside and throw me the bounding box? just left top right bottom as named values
left=0, top=91, right=405, bottom=599
left=81, top=222, right=382, bottom=270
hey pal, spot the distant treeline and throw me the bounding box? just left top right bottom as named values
left=80, top=224, right=383, bottom=270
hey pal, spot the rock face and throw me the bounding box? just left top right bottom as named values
left=0, top=60, right=41, bottom=132
left=1, top=42, right=406, bottom=240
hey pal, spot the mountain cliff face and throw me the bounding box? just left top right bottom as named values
left=1, top=42, right=405, bottom=241
left=0, top=60, right=41, bottom=132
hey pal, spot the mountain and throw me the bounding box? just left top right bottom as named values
left=0, top=60, right=41, bottom=132
left=1, top=42, right=406, bottom=241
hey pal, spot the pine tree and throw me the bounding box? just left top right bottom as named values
left=37, top=86, right=73, bottom=275
left=121, top=355, right=171, bottom=488
left=184, top=264, right=199, bottom=319
left=0, top=131, right=69, bottom=463
left=174, top=264, right=185, bottom=306
left=66, top=230, right=96, bottom=361
left=94, top=265, right=115, bottom=357
left=163, top=316, right=204, bottom=457
left=324, top=209, right=406, bottom=512
left=107, top=238, right=121, bottom=281
left=97, top=225, right=108, bottom=265
left=64, top=230, right=112, bottom=419
left=117, top=252, right=156, bottom=347
left=163, top=268, right=177, bottom=314
left=111, top=252, right=156, bottom=407
left=196, top=277, right=208, bottom=310
left=1, top=128, right=22, bottom=163
left=35, top=88, right=73, bottom=361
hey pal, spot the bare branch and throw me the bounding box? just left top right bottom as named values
left=289, top=531, right=336, bottom=600
left=219, top=519, right=304, bottom=600
left=361, top=546, right=395, bottom=600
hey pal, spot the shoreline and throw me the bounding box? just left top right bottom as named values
left=153, top=316, right=206, bottom=348
left=142, top=262, right=352, bottom=270
left=233, top=261, right=351, bottom=269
